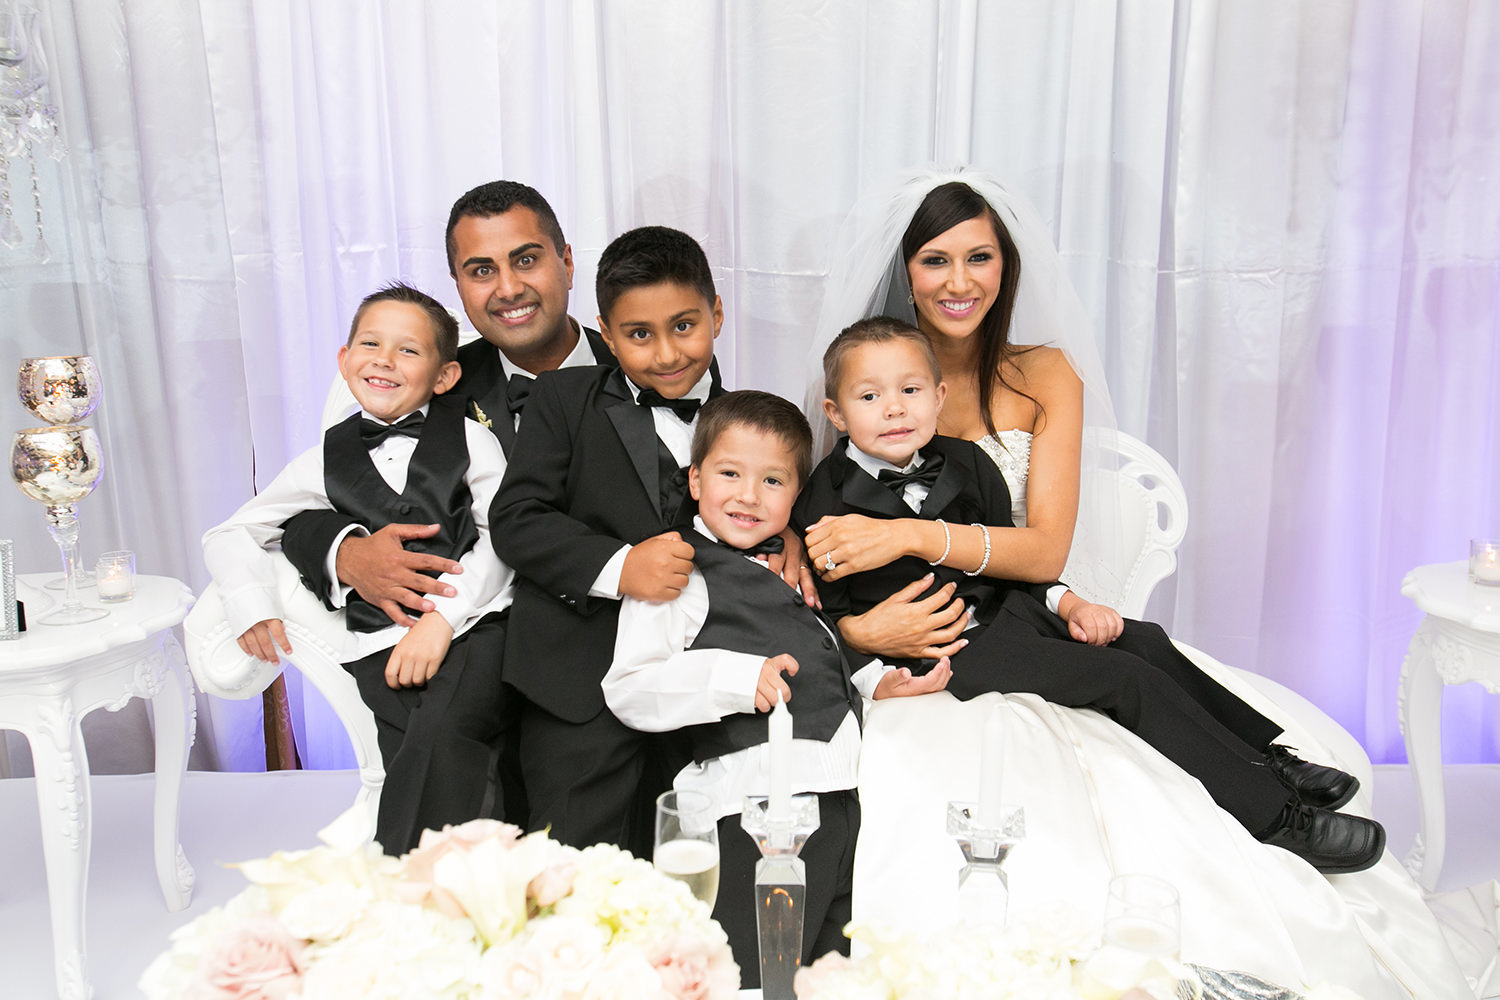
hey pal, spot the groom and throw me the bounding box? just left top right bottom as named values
left=278, top=180, right=617, bottom=626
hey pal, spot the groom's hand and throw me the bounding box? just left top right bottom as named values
left=336, top=524, right=462, bottom=628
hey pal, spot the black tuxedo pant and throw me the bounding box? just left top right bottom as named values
left=947, top=592, right=1288, bottom=834
left=343, top=612, right=514, bottom=854
left=517, top=701, right=678, bottom=859
left=713, top=789, right=858, bottom=988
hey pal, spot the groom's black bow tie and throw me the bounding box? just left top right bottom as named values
left=637, top=388, right=704, bottom=423
left=505, top=374, right=533, bottom=416
left=359, top=412, right=424, bottom=448
left=877, top=454, right=944, bottom=493
left=723, top=534, right=786, bottom=558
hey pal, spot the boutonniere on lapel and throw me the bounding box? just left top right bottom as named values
left=470, top=401, right=493, bottom=430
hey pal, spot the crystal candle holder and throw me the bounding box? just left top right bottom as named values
left=95, top=550, right=135, bottom=602
left=741, top=794, right=820, bottom=1000
left=1470, top=540, right=1500, bottom=587
left=947, top=801, right=1025, bottom=925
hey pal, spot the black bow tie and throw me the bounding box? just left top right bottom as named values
left=359, top=412, right=424, bottom=448
left=877, top=454, right=944, bottom=493
left=724, top=534, right=785, bottom=558
left=637, top=388, right=703, bottom=423
left=505, top=374, right=532, bottom=416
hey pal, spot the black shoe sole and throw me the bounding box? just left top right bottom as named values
left=1310, top=820, right=1386, bottom=875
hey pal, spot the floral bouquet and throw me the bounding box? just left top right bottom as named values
left=793, top=916, right=1198, bottom=1000
left=139, top=819, right=739, bottom=1000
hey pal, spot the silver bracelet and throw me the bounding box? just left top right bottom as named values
left=965, top=523, right=992, bottom=576
left=928, top=518, right=952, bottom=567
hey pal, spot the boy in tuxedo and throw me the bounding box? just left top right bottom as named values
left=492, top=226, right=806, bottom=855
left=795, top=317, right=1386, bottom=874
left=202, top=283, right=514, bottom=854
left=602, top=390, right=949, bottom=981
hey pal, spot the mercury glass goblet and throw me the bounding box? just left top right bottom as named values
left=17, top=355, right=104, bottom=425
left=10, top=425, right=108, bottom=624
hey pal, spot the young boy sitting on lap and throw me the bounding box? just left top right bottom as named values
left=795, top=317, right=1386, bottom=875
left=202, top=282, right=514, bottom=855
left=602, top=390, right=949, bottom=982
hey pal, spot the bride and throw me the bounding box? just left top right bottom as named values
left=802, top=167, right=1472, bottom=999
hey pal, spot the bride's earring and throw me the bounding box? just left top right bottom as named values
left=908, top=292, right=915, bottom=304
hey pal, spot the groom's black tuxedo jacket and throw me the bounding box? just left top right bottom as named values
left=792, top=435, right=1053, bottom=673
left=490, top=364, right=705, bottom=724
left=278, top=325, right=616, bottom=607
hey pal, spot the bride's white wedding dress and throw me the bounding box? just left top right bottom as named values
left=851, top=431, right=1474, bottom=999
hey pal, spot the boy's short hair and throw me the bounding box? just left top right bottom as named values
left=348, top=282, right=461, bottom=363
left=445, top=180, right=567, bottom=275
left=692, top=390, right=813, bottom=487
left=822, top=316, right=943, bottom=400
left=595, top=226, right=717, bottom=322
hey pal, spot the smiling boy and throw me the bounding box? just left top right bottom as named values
left=603, top=390, right=948, bottom=982
left=489, top=226, right=734, bottom=854
left=201, top=283, right=515, bottom=853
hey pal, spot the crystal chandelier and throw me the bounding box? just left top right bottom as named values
left=0, top=1, right=65, bottom=262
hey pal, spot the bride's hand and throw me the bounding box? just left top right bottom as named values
left=806, top=514, right=915, bottom=580
left=836, top=575, right=970, bottom=660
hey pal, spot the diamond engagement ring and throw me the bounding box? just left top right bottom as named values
left=824, top=551, right=836, bottom=572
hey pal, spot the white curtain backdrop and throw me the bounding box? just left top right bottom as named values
left=1, top=0, right=1496, bottom=774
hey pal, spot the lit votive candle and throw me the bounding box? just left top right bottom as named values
left=1471, top=540, right=1500, bottom=587
left=95, top=550, right=135, bottom=602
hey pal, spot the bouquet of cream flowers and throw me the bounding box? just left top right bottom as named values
left=139, top=819, right=739, bottom=1000
left=793, top=916, right=1200, bottom=1000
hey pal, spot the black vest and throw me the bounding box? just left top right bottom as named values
left=323, top=395, right=478, bottom=632
left=683, top=532, right=862, bottom=763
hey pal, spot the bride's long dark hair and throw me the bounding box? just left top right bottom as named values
left=900, top=181, right=1034, bottom=438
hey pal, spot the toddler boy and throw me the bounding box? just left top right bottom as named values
left=795, top=317, right=1385, bottom=875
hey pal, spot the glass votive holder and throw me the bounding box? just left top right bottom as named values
left=1470, top=540, right=1500, bottom=587
left=95, top=550, right=135, bottom=602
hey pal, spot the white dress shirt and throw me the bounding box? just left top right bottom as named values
left=603, top=516, right=890, bottom=820
left=201, top=405, right=514, bottom=661
left=588, top=367, right=716, bottom=600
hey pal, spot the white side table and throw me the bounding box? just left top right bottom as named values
left=0, top=573, right=197, bottom=1000
left=1398, top=560, right=1500, bottom=891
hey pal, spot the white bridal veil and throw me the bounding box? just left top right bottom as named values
left=804, top=166, right=1126, bottom=591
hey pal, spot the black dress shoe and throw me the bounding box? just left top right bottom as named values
left=1257, top=801, right=1386, bottom=874
left=1265, top=744, right=1359, bottom=810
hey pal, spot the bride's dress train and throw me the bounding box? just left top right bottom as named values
left=850, top=432, right=1477, bottom=999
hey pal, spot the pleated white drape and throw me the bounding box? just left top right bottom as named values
left=1, top=0, right=1496, bottom=773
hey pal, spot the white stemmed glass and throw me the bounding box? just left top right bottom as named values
left=1081, top=874, right=1181, bottom=993
left=654, top=789, right=720, bottom=908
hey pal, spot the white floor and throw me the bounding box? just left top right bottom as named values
left=1, top=765, right=1498, bottom=1000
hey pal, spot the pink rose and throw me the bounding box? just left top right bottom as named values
left=189, top=914, right=304, bottom=1000
left=650, top=933, right=740, bottom=1000
left=528, top=856, right=577, bottom=908
left=792, top=952, right=856, bottom=998
left=400, top=819, right=525, bottom=919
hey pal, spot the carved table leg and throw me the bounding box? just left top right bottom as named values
left=1399, top=618, right=1446, bottom=891
left=150, top=636, right=196, bottom=909
left=31, top=695, right=94, bottom=1000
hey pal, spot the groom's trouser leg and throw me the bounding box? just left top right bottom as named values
left=950, top=594, right=1287, bottom=834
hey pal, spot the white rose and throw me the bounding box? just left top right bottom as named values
left=276, top=882, right=370, bottom=941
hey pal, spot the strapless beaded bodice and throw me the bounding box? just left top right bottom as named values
left=974, top=430, right=1033, bottom=527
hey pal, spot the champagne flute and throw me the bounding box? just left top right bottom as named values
left=1080, top=874, right=1181, bottom=995
left=654, top=789, right=720, bottom=908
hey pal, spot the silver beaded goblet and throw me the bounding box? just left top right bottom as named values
left=17, top=355, right=104, bottom=425
left=18, top=355, right=105, bottom=589
left=10, top=425, right=108, bottom=624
